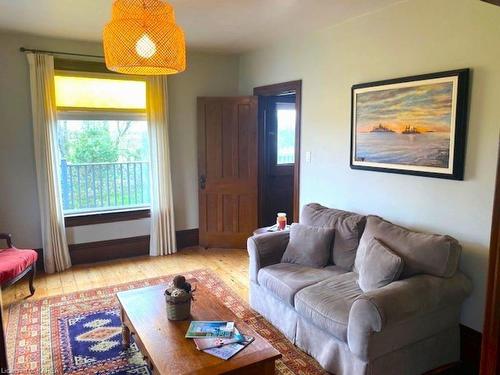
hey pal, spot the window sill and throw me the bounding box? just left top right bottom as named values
left=65, top=208, right=151, bottom=227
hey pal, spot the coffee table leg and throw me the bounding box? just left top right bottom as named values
left=261, top=360, right=276, bottom=375
left=122, top=324, right=131, bottom=348
left=121, top=308, right=131, bottom=349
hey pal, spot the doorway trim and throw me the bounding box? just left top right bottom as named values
left=254, top=80, right=302, bottom=224
left=480, top=139, right=500, bottom=374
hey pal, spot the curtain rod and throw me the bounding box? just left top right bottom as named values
left=19, top=47, right=104, bottom=59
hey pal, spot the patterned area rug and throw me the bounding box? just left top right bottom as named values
left=6, top=269, right=327, bottom=374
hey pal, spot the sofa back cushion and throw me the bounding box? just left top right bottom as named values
left=301, top=203, right=366, bottom=270
left=354, top=216, right=461, bottom=278
left=281, top=223, right=334, bottom=268
left=358, top=238, right=404, bottom=292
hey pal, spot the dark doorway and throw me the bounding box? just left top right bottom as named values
left=254, top=81, right=302, bottom=227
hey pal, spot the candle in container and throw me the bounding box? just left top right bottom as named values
left=277, top=213, right=287, bottom=230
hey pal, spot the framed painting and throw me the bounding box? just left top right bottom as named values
left=350, top=69, right=469, bottom=180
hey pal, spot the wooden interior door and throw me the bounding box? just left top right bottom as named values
left=198, top=97, right=258, bottom=249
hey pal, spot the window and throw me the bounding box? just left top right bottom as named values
left=55, top=75, right=146, bottom=110
left=55, top=72, right=150, bottom=215
left=276, top=102, right=296, bottom=165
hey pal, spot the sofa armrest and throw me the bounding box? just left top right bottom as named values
left=247, top=231, right=290, bottom=283
left=348, top=272, right=472, bottom=356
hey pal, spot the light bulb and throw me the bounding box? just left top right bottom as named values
left=135, top=34, right=156, bottom=58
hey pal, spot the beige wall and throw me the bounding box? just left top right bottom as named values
left=0, top=31, right=239, bottom=247
left=238, top=0, right=500, bottom=332
left=0, top=32, right=102, bottom=249
left=169, top=51, right=239, bottom=230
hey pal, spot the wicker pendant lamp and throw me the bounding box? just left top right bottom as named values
left=103, top=0, right=186, bottom=75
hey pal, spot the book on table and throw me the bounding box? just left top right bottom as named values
left=194, top=328, right=245, bottom=350
left=186, top=322, right=255, bottom=360
left=202, top=335, right=255, bottom=360
left=185, top=321, right=235, bottom=338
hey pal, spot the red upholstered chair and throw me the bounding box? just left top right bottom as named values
left=0, top=233, right=37, bottom=296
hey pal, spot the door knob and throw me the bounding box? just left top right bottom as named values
left=199, top=175, right=206, bottom=190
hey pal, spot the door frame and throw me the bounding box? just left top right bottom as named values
left=480, top=139, right=500, bottom=374
left=254, top=80, right=302, bottom=225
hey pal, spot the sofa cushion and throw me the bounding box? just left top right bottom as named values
left=301, top=203, right=366, bottom=271
left=354, top=216, right=461, bottom=278
left=257, top=263, right=347, bottom=306
left=295, top=272, right=363, bottom=342
left=281, top=223, right=334, bottom=268
left=358, top=238, right=404, bottom=292
left=295, top=272, right=362, bottom=342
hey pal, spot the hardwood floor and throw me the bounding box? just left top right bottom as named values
left=1, top=247, right=249, bottom=323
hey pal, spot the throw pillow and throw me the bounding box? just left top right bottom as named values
left=281, top=223, right=334, bottom=268
left=354, top=215, right=461, bottom=278
left=301, top=203, right=366, bottom=270
left=358, top=238, right=404, bottom=292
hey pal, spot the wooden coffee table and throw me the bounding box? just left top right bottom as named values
left=117, top=280, right=281, bottom=374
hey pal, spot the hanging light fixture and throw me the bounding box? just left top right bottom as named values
left=103, top=0, right=186, bottom=75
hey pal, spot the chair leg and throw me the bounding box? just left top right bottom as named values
left=28, top=264, right=36, bottom=296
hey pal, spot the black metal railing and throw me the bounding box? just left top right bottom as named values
left=60, top=160, right=150, bottom=213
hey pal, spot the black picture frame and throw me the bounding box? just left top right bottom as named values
left=350, top=69, right=469, bottom=180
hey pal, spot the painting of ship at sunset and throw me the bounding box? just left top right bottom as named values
left=351, top=69, right=469, bottom=180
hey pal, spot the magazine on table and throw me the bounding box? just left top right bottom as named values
left=194, top=328, right=245, bottom=350
left=202, top=335, right=255, bottom=360
left=185, top=321, right=235, bottom=338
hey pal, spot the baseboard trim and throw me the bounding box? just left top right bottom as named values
left=398, top=325, right=482, bottom=375
left=69, top=235, right=150, bottom=265
left=430, top=325, right=482, bottom=374
left=460, top=324, right=481, bottom=374
left=176, top=228, right=199, bottom=249
left=69, top=229, right=199, bottom=265
left=34, top=229, right=199, bottom=267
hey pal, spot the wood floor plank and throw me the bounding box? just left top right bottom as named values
left=1, top=247, right=249, bottom=323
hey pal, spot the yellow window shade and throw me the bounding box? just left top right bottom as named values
left=55, top=75, right=146, bottom=110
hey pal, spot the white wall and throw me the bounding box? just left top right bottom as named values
left=238, top=0, right=500, bottom=332
left=0, top=31, right=239, bottom=246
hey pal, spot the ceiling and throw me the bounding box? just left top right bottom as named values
left=0, top=0, right=403, bottom=53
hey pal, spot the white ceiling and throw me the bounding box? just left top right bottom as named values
left=0, top=0, right=402, bottom=53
